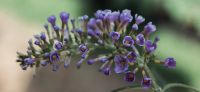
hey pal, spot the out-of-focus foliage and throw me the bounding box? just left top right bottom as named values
left=164, top=0, right=200, bottom=35
left=0, top=0, right=82, bottom=22
left=157, top=27, right=200, bottom=88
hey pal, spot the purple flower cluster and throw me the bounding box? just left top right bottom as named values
left=16, top=9, right=176, bottom=89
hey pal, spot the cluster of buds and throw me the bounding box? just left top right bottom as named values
left=16, top=9, right=176, bottom=89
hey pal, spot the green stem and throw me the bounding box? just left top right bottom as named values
left=162, top=83, right=200, bottom=92
left=144, top=64, right=161, bottom=92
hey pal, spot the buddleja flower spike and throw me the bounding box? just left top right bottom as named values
left=16, top=9, right=199, bottom=92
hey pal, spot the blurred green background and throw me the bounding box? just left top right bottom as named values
left=0, top=0, right=200, bottom=92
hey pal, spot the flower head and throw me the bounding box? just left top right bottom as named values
left=16, top=9, right=176, bottom=89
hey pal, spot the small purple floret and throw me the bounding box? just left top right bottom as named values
left=141, top=77, right=152, bottom=88
left=103, top=67, right=111, bottom=76
left=60, top=12, right=69, bottom=24
left=47, top=15, right=56, bottom=26
left=135, top=14, right=145, bottom=25
left=55, top=41, right=63, bottom=50
left=41, top=60, right=48, bottom=66
left=124, top=71, right=135, bottom=82
left=123, top=36, right=134, bottom=47
left=87, top=59, right=95, bottom=65
left=49, top=51, right=60, bottom=62
left=136, top=34, right=145, bottom=46
left=144, top=22, right=156, bottom=35
left=132, top=24, right=138, bottom=31
left=79, top=44, right=88, bottom=53
left=34, top=40, right=40, bottom=45
left=53, top=25, right=60, bottom=31
left=24, top=58, right=35, bottom=64
left=110, top=31, right=120, bottom=41
left=126, top=51, right=137, bottom=63
left=114, top=55, right=129, bottom=74
left=40, top=32, right=46, bottom=40
left=145, top=40, right=156, bottom=53
left=164, top=57, right=176, bottom=68
left=120, top=9, right=133, bottom=23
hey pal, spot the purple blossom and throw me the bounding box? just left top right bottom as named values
left=95, top=10, right=112, bottom=20
left=103, top=67, right=111, bottom=76
left=135, top=14, right=145, bottom=25
left=87, top=28, right=96, bottom=37
left=124, top=71, right=135, bottom=82
left=40, top=32, right=46, bottom=40
left=53, top=25, right=60, bottom=31
left=110, top=31, right=120, bottom=41
left=80, top=15, right=89, bottom=20
left=49, top=51, right=60, bottom=62
left=24, top=58, right=35, bottom=64
left=87, top=59, right=95, bottom=65
left=126, top=51, right=137, bottom=63
left=144, top=22, right=156, bottom=35
left=41, top=60, right=48, bottom=66
left=47, top=15, right=56, bottom=26
left=145, top=40, right=156, bottom=53
left=164, top=57, right=176, bottom=68
left=60, top=12, right=70, bottom=24
left=34, top=40, right=40, bottom=45
left=44, top=52, right=50, bottom=58
left=123, top=36, right=134, bottom=47
left=87, top=18, right=96, bottom=27
left=120, top=9, right=133, bottom=23
left=109, top=11, right=120, bottom=22
left=79, top=44, right=88, bottom=53
left=141, top=77, right=152, bottom=88
left=132, top=24, right=138, bottom=31
left=99, top=57, right=108, bottom=63
left=136, top=34, right=145, bottom=46
left=55, top=41, right=63, bottom=50
left=114, top=55, right=129, bottom=74
left=76, top=59, right=84, bottom=68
